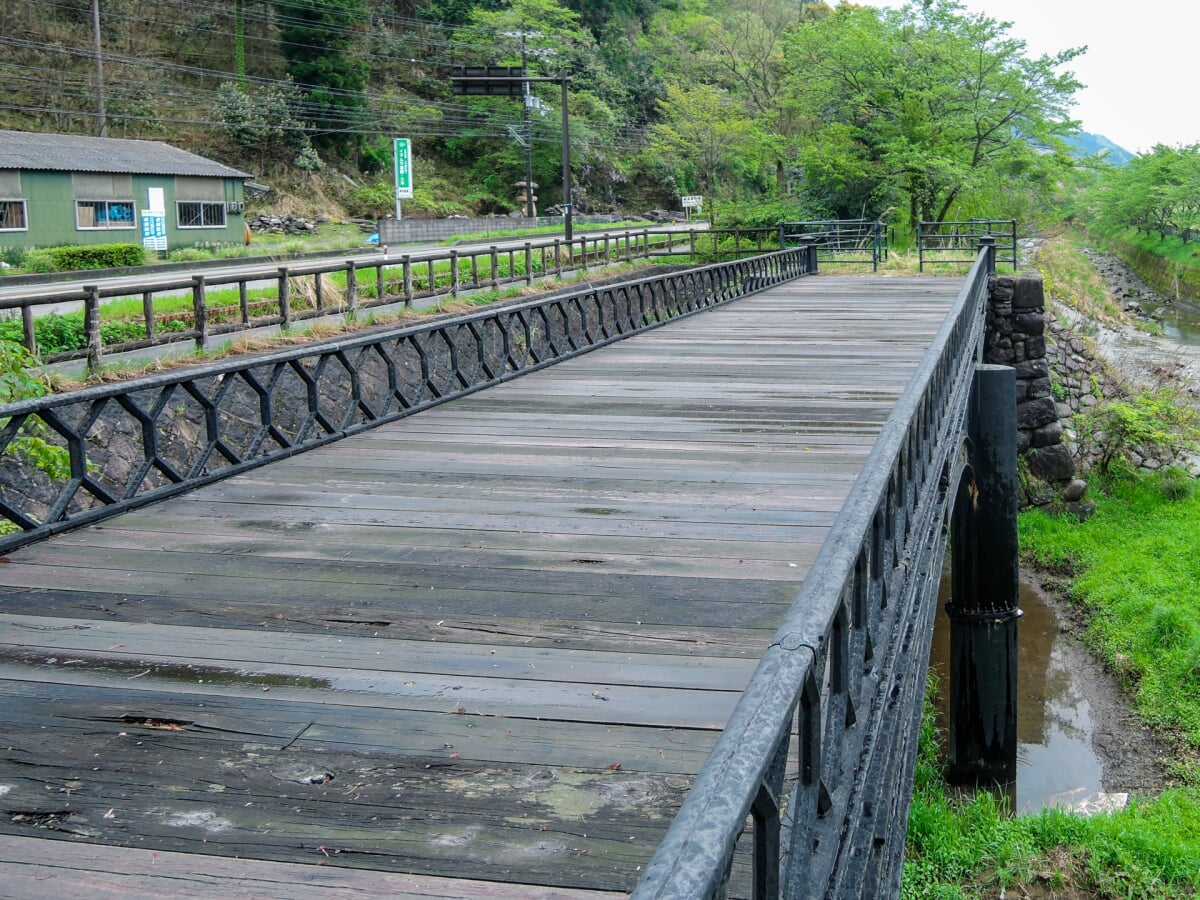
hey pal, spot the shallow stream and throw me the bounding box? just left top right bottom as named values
left=928, top=577, right=1113, bottom=815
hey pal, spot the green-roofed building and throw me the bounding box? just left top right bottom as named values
left=0, top=130, right=251, bottom=252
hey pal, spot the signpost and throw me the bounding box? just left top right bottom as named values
left=393, top=137, right=413, bottom=220
left=681, top=194, right=703, bottom=222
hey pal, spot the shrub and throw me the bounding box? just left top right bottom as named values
left=23, top=243, right=146, bottom=273
left=1078, top=388, right=1200, bottom=476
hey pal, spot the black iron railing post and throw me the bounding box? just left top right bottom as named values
left=799, top=235, right=820, bottom=274
left=978, top=235, right=997, bottom=275
left=947, top=362, right=1020, bottom=786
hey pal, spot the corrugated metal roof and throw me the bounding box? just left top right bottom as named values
left=0, top=130, right=252, bottom=179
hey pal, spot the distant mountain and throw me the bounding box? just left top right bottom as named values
left=1066, top=132, right=1135, bottom=165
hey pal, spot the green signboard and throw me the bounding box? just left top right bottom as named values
left=394, top=138, right=413, bottom=202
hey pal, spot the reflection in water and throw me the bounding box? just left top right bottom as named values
left=929, top=574, right=1104, bottom=813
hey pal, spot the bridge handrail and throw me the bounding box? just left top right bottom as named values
left=918, top=219, right=1017, bottom=271
left=0, top=227, right=777, bottom=368
left=779, top=220, right=886, bottom=270
left=0, top=247, right=810, bottom=554
left=633, top=250, right=991, bottom=898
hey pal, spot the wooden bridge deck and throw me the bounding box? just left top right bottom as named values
left=0, top=275, right=962, bottom=897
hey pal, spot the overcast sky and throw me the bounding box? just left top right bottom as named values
left=871, top=0, right=1197, bottom=155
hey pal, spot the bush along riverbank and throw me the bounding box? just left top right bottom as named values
left=902, top=236, right=1200, bottom=898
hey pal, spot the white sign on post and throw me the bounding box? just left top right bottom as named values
left=394, top=138, right=414, bottom=220
left=681, top=195, right=703, bottom=209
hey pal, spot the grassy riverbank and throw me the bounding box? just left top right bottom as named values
left=903, top=469, right=1200, bottom=897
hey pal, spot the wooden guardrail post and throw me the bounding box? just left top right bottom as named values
left=947, top=363, right=1020, bottom=787
left=346, top=260, right=358, bottom=316
left=375, top=260, right=385, bottom=304
left=21, top=305, right=37, bottom=359
left=141, top=290, right=156, bottom=340
left=553, top=240, right=562, bottom=278
left=277, top=268, right=291, bottom=328
left=603, top=233, right=611, bottom=266
left=450, top=250, right=461, bottom=297
left=83, top=285, right=102, bottom=371
left=402, top=255, right=414, bottom=306
left=524, top=243, right=533, bottom=286
left=192, top=276, right=208, bottom=350
left=237, top=282, right=250, bottom=325
left=490, top=246, right=500, bottom=290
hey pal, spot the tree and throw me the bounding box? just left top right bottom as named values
left=272, top=0, right=369, bottom=151
left=215, top=80, right=313, bottom=168
left=1094, top=145, right=1200, bottom=242
left=780, top=0, right=1082, bottom=224
left=647, top=83, right=757, bottom=211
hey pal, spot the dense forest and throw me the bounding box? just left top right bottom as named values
left=0, top=0, right=1092, bottom=228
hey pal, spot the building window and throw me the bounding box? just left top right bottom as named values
left=177, top=201, right=227, bottom=229
left=0, top=200, right=27, bottom=231
left=76, top=200, right=135, bottom=229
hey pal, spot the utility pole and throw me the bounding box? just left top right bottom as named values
left=451, top=59, right=574, bottom=241
left=91, top=0, right=108, bottom=137
left=521, top=33, right=535, bottom=220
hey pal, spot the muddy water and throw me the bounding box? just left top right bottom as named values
left=1137, top=296, right=1200, bottom=346
left=928, top=576, right=1106, bottom=814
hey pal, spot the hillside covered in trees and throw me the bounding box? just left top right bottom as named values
left=0, top=0, right=1091, bottom=228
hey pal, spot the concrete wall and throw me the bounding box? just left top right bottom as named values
left=378, top=214, right=625, bottom=244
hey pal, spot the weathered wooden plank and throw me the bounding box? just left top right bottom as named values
left=0, top=678, right=721, bottom=773
left=0, top=835, right=624, bottom=900
left=0, top=588, right=771, bottom=655
left=44, top=525, right=822, bottom=581
left=0, top=615, right=758, bottom=689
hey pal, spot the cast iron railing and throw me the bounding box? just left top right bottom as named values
left=918, top=219, right=1017, bottom=271
left=780, top=220, right=886, bottom=271
left=0, top=247, right=813, bottom=553
left=632, top=249, right=991, bottom=898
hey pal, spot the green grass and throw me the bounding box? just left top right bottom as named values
left=1036, top=229, right=1123, bottom=321
left=1020, top=469, right=1200, bottom=748
left=1109, top=228, right=1200, bottom=272
left=904, top=682, right=1200, bottom=898
left=905, top=468, right=1200, bottom=896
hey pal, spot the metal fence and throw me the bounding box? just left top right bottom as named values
left=917, top=219, right=1017, bottom=271
left=0, top=246, right=813, bottom=553
left=0, top=227, right=775, bottom=371
left=780, top=220, right=886, bottom=271
left=632, top=249, right=992, bottom=899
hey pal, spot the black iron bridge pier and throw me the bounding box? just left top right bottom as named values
left=0, top=244, right=1018, bottom=898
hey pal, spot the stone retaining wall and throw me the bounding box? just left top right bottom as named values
left=985, top=274, right=1075, bottom=483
